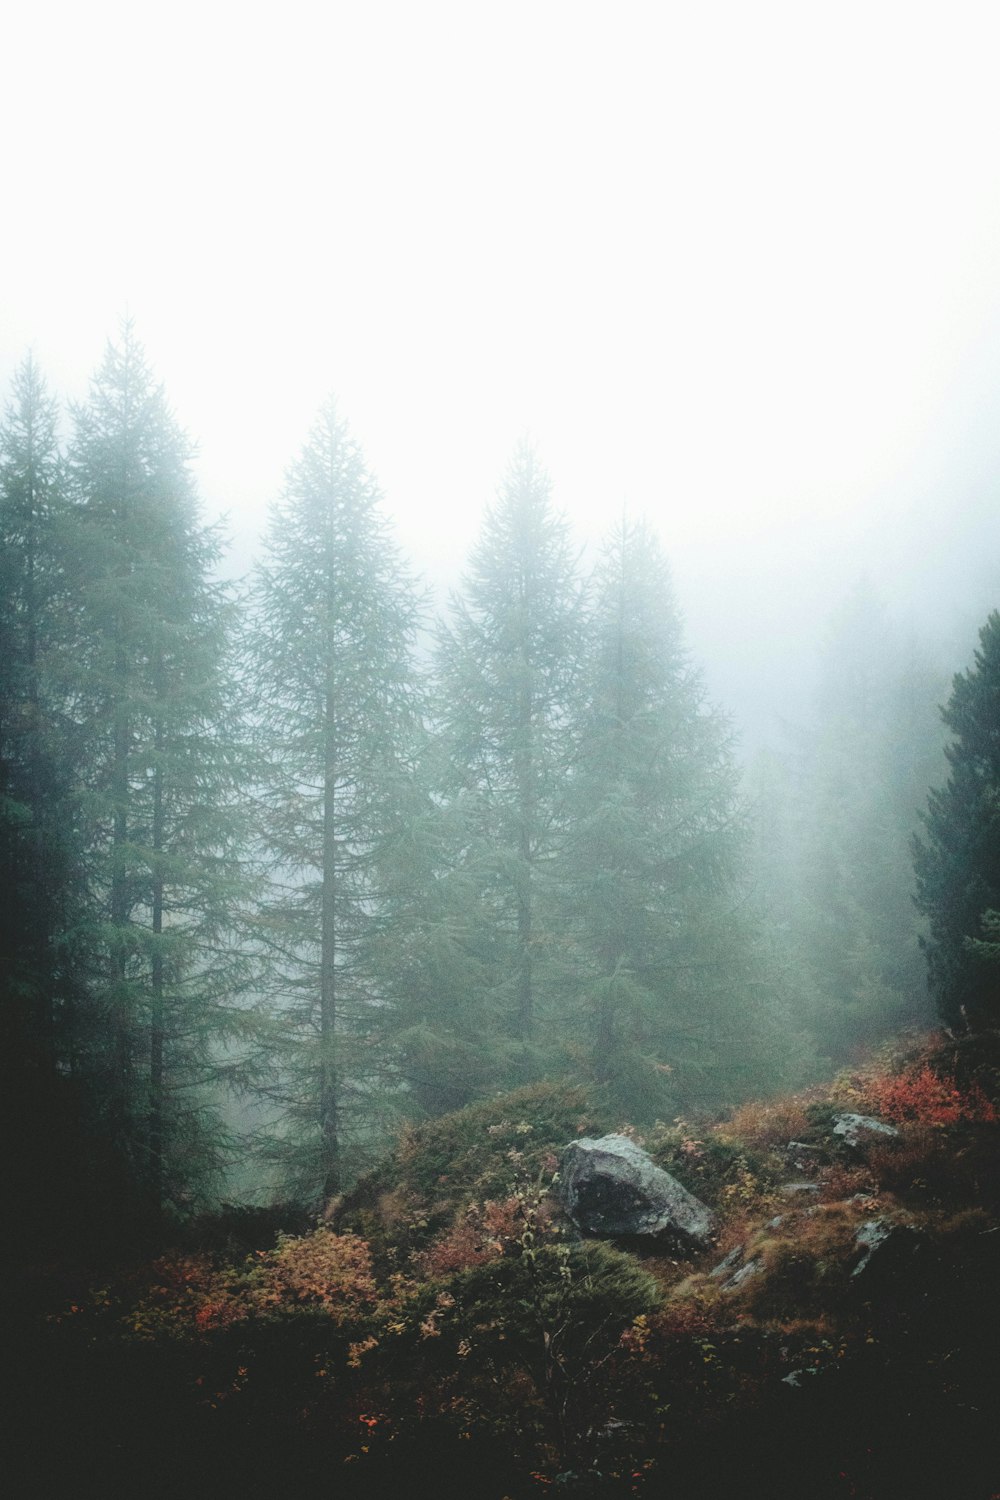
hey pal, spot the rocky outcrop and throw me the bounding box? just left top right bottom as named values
left=709, top=1244, right=763, bottom=1290
left=786, top=1139, right=828, bottom=1167
left=850, top=1217, right=927, bottom=1287
left=560, top=1134, right=716, bottom=1251
left=779, top=1180, right=821, bottom=1197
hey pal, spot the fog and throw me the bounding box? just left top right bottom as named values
left=4, top=2, right=1000, bottom=758
left=10, top=22, right=1000, bottom=1486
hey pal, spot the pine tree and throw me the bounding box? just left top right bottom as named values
left=246, top=399, right=422, bottom=1200
left=67, top=323, right=250, bottom=1213
left=914, top=610, right=1000, bottom=1030
left=0, top=355, right=71, bottom=1077
left=558, top=517, right=789, bottom=1117
left=0, top=355, right=91, bottom=1231
left=432, top=442, right=583, bottom=1085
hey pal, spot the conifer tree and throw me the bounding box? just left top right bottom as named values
left=558, top=517, right=788, bottom=1117
left=0, top=355, right=90, bottom=1228
left=67, top=323, right=250, bottom=1212
left=914, top=610, right=1000, bottom=1030
left=246, top=400, right=422, bottom=1199
left=433, top=443, right=583, bottom=1084
left=0, top=355, right=72, bottom=1077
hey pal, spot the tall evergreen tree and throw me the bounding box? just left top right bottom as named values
left=0, top=355, right=90, bottom=1231
left=914, top=610, right=1000, bottom=1030
left=67, top=323, right=250, bottom=1213
left=246, top=400, right=422, bottom=1200
left=0, top=355, right=71, bottom=1077
left=557, top=517, right=784, bottom=1117
left=433, top=442, right=583, bottom=1084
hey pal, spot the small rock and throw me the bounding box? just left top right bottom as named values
left=786, top=1140, right=828, bottom=1171
left=780, top=1181, right=821, bottom=1196
left=725, top=1257, right=763, bottom=1289
left=832, top=1113, right=900, bottom=1150
left=709, top=1246, right=745, bottom=1279
left=708, top=1243, right=762, bottom=1290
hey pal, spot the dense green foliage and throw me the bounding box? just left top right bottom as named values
left=914, top=610, right=1000, bottom=1028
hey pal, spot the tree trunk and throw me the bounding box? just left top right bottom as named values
left=149, top=696, right=165, bottom=1214
left=320, top=681, right=340, bottom=1200
left=110, top=634, right=132, bottom=1143
left=516, top=650, right=534, bottom=1045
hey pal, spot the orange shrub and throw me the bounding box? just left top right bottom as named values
left=124, top=1230, right=378, bottom=1339
left=416, top=1197, right=521, bottom=1279
left=721, top=1094, right=813, bottom=1150
left=125, top=1254, right=244, bottom=1339
left=254, top=1229, right=378, bottom=1321
left=862, top=1063, right=999, bottom=1127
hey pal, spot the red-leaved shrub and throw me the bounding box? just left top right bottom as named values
left=862, top=1063, right=999, bottom=1127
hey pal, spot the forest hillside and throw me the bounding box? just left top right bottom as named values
left=10, top=1028, right=1000, bottom=1500
left=5, top=330, right=1000, bottom=1499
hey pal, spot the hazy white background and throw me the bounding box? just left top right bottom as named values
left=4, top=0, right=1000, bottom=742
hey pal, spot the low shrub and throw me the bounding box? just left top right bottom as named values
left=862, top=1062, right=999, bottom=1127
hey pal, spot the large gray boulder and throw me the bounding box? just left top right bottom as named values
left=559, top=1134, right=716, bottom=1251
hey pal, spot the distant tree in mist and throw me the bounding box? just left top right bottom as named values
left=245, top=400, right=423, bottom=1200
left=556, top=517, right=798, bottom=1117
left=914, top=610, right=1000, bottom=1031
left=753, top=582, right=945, bottom=1062
left=429, top=442, right=583, bottom=1090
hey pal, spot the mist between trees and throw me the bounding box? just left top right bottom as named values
left=4, top=324, right=991, bottom=1241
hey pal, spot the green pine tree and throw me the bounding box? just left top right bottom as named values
left=0, top=354, right=93, bottom=1232
left=557, top=517, right=791, bottom=1117
left=67, top=323, right=252, bottom=1214
left=914, top=610, right=1000, bottom=1030
left=0, top=354, right=72, bottom=1076
left=245, top=399, right=423, bottom=1200
left=432, top=442, right=583, bottom=1086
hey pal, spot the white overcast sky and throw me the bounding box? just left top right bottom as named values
left=4, top=0, right=1000, bottom=740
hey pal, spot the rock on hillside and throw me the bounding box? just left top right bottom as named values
left=560, top=1133, right=716, bottom=1251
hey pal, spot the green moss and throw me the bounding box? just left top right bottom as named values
left=335, top=1080, right=611, bottom=1256
left=645, top=1124, right=781, bottom=1205
left=445, top=1240, right=662, bottom=1378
